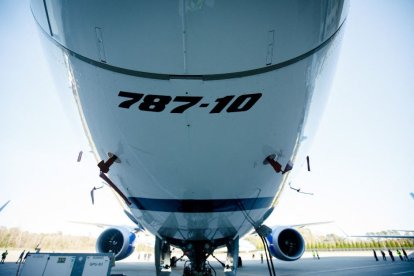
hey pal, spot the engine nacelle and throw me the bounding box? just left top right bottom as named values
left=266, top=227, right=305, bottom=261
left=96, top=226, right=136, bottom=261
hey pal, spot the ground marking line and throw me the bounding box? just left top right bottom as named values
left=281, top=263, right=400, bottom=275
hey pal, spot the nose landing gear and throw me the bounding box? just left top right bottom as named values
left=155, top=236, right=240, bottom=276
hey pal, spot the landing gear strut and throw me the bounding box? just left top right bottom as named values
left=155, top=236, right=241, bottom=276
left=224, top=237, right=239, bottom=276
left=182, top=241, right=214, bottom=276
left=182, top=237, right=240, bottom=276
left=155, top=237, right=171, bottom=276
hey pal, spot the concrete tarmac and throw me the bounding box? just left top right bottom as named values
left=1, top=255, right=413, bottom=276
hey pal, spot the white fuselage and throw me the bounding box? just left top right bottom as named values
left=31, top=0, right=347, bottom=244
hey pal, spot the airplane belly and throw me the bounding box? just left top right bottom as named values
left=31, top=0, right=348, bottom=242
left=70, top=57, right=309, bottom=200
left=66, top=35, right=342, bottom=241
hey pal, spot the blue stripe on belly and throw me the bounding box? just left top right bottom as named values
left=128, top=197, right=274, bottom=213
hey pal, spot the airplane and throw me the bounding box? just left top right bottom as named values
left=351, top=194, right=414, bottom=240
left=30, top=1, right=348, bottom=275
left=358, top=234, right=414, bottom=239
left=0, top=201, right=10, bottom=213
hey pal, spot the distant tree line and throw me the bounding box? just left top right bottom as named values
left=0, top=227, right=96, bottom=251
left=0, top=227, right=182, bottom=253
left=306, top=239, right=414, bottom=250
left=301, top=230, right=414, bottom=250
left=244, top=230, right=414, bottom=252
left=2, top=226, right=412, bottom=252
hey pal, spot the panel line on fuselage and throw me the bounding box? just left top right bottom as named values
left=36, top=20, right=345, bottom=81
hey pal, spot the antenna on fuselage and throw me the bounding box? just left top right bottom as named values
left=97, top=153, right=132, bottom=206
left=288, top=183, right=314, bottom=196
left=77, top=149, right=94, bottom=162
left=77, top=151, right=83, bottom=162
left=90, top=186, right=104, bottom=205
left=306, top=156, right=311, bottom=172
left=263, top=154, right=293, bottom=174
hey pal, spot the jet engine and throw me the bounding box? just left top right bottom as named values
left=266, top=227, right=305, bottom=261
left=96, top=227, right=136, bottom=261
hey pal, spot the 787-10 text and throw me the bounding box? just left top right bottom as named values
left=118, top=91, right=262, bottom=114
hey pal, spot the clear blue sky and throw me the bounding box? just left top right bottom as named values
left=0, top=0, right=413, bottom=237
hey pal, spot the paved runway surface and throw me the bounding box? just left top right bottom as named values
left=1, top=256, right=413, bottom=276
